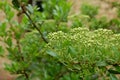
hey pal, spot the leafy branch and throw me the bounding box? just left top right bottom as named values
left=20, top=3, right=48, bottom=43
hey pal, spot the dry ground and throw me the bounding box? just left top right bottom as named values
left=70, top=0, right=120, bottom=19
left=0, top=0, right=120, bottom=80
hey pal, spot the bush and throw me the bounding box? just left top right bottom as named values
left=80, top=3, right=98, bottom=18
left=89, top=17, right=109, bottom=30
left=46, top=27, right=120, bottom=79
left=43, top=0, right=71, bottom=22
left=1, top=0, right=120, bottom=80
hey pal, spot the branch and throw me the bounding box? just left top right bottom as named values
left=23, top=70, right=29, bottom=79
left=16, top=36, right=29, bottom=79
left=21, top=4, right=48, bottom=43
left=8, top=21, right=29, bottom=79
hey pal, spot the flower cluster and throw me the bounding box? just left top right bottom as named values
left=46, top=27, right=120, bottom=77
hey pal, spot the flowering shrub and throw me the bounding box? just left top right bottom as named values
left=46, top=27, right=120, bottom=79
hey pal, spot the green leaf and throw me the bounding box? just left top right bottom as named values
left=0, top=1, right=4, bottom=9
left=108, top=69, right=120, bottom=74
left=114, top=65, right=120, bottom=73
left=0, top=22, right=6, bottom=36
left=110, top=74, right=118, bottom=80
left=96, top=61, right=107, bottom=67
left=68, top=46, right=77, bottom=55
left=8, top=11, right=14, bottom=21
left=0, top=22, right=6, bottom=31
left=5, top=37, right=12, bottom=47
left=21, top=0, right=28, bottom=3
left=5, top=4, right=11, bottom=13
left=0, top=46, right=4, bottom=57
left=12, top=0, right=20, bottom=9
left=16, top=75, right=27, bottom=80
left=26, top=4, right=34, bottom=14
left=15, top=32, right=21, bottom=40
left=46, top=50, right=58, bottom=57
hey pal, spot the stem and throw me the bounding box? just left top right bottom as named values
left=54, top=70, right=69, bottom=80
left=16, top=39, right=29, bottom=79
left=55, top=21, right=60, bottom=31
left=21, top=5, right=48, bottom=43
left=8, top=22, right=29, bottom=79
left=23, top=70, right=29, bottom=79
left=54, top=64, right=70, bottom=80
left=16, top=40, right=24, bottom=61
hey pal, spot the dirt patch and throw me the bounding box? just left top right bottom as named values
left=0, top=58, right=16, bottom=80
left=69, top=0, right=120, bottom=20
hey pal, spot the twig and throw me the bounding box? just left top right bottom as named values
left=16, top=36, right=29, bottom=79
left=21, top=5, right=48, bottom=43
left=16, top=40, right=24, bottom=61
left=54, top=70, right=69, bottom=80
left=8, top=21, right=29, bottom=79
left=23, top=70, right=29, bottom=79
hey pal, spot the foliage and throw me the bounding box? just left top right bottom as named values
left=1, top=0, right=120, bottom=80
left=108, top=18, right=120, bottom=33
left=46, top=27, right=120, bottom=79
left=89, top=17, right=109, bottom=30
left=69, top=14, right=90, bottom=28
left=71, top=3, right=120, bottom=33
left=80, top=3, right=98, bottom=18
left=111, top=2, right=120, bottom=18
left=43, top=0, right=71, bottom=22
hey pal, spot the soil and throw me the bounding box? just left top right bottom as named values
left=69, top=0, right=120, bottom=20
